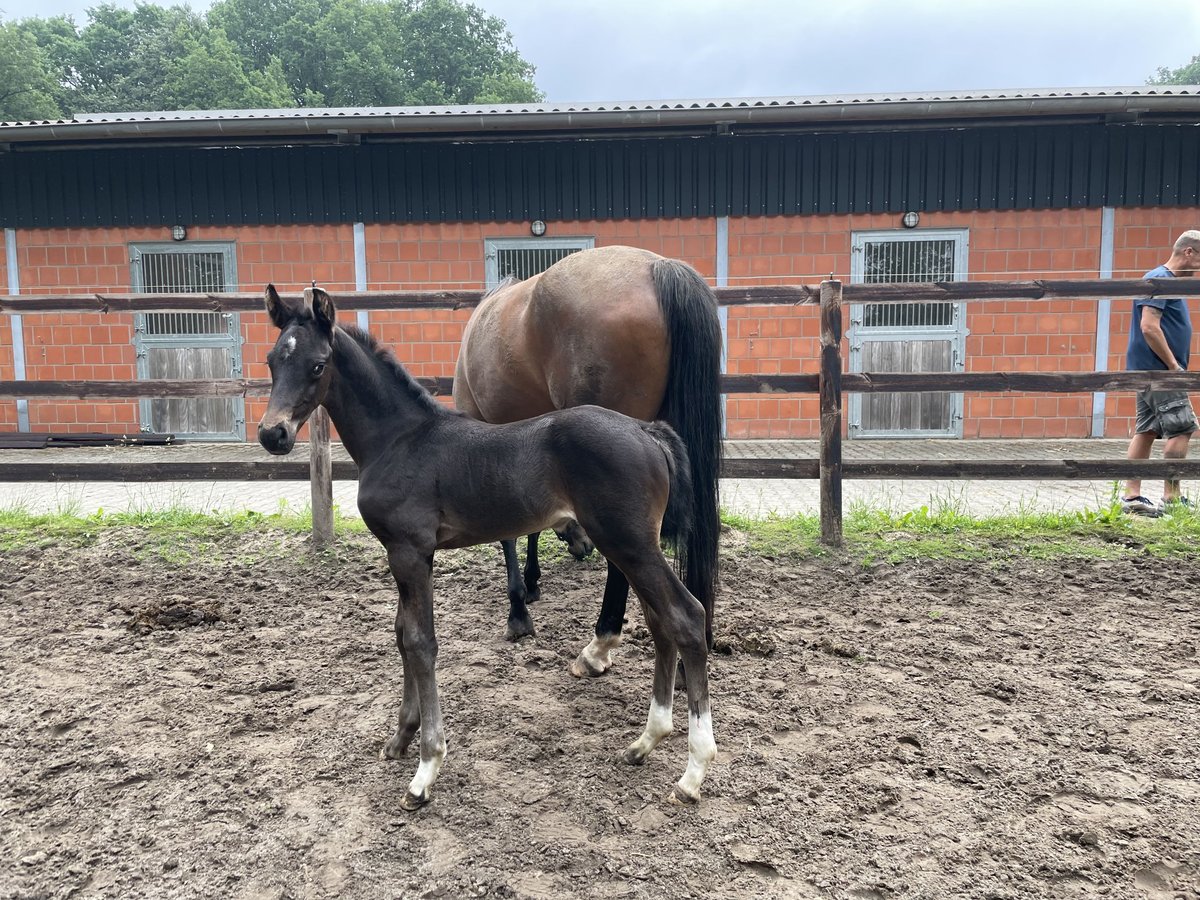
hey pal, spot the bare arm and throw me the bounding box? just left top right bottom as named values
left=1139, top=307, right=1186, bottom=370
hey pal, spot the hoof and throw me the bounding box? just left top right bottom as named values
left=568, top=655, right=609, bottom=679
left=505, top=617, right=536, bottom=641
left=380, top=736, right=409, bottom=761
left=400, top=790, right=429, bottom=812
left=668, top=785, right=699, bottom=806
left=622, top=747, right=648, bottom=766
left=524, top=588, right=541, bottom=605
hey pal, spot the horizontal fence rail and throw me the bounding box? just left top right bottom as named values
left=5, top=371, right=1200, bottom=401
left=4, top=277, right=1200, bottom=546
left=4, top=459, right=1200, bottom=483
left=2, top=277, right=1200, bottom=314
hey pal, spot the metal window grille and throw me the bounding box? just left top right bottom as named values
left=862, top=238, right=956, bottom=327
left=485, top=237, right=595, bottom=288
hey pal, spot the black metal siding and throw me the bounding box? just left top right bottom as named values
left=1, top=123, right=1197, bottom=229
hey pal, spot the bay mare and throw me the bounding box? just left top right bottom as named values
left=454, top=245, right=722, bottom=676
left=256, top=285, right=717, bottom=809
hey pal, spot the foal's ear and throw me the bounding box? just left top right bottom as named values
left=264, top=284, right=289, bottom=330
left=308, top=286, right=337, bottom=335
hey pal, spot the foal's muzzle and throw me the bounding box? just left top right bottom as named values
left=258, top=420, right=296, bottom=455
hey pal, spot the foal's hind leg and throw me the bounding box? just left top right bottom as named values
left=500, top=539, right=536, bottom=641
left=620, top=557, right=716, bottom=804
left=569, top=562, right=629, bottom=678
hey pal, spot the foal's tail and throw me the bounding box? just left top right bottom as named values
left=652, top=257, right=723, bottom=647
left=645, top=421, right=695, bottom=554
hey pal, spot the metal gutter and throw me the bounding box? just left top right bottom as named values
left=3, top=88, right=1199, bottom=146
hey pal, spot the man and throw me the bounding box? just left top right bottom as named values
left=1121, top=229, right=1200, bottom=517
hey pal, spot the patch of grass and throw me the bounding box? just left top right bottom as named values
left=0, top=503, right=365, bottom=554
left=3, top=496, right=1199, bottom=566
left=722, top=495, right=1200, bottom=564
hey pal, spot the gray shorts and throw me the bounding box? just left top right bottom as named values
left=1134, top=389, right=1199, bottom=439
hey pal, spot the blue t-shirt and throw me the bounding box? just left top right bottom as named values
left=1126, top=264, right=1192, bottom=370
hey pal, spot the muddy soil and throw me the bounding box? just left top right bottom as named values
left=1, top=528, right=1199, bottom=900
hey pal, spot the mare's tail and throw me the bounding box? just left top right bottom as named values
left=651, top=258, right=722, bottom=646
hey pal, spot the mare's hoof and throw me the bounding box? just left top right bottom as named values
left=505, top=617, right=536, bottom=642
left=524, top=587, right=541, bottom=605
left=568, top=655, right=609, bottom=679
left=400, top=790, right=429, bottom=812
left=668, top=785, right=700, bottom=806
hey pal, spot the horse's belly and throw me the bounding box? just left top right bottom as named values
left=435, top=506, right=576, bottom=550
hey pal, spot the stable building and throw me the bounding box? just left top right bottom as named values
left=1, top=87, right=1198, bottom=441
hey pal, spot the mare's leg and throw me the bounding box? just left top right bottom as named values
left=379, top=544, right=447, bottom=811
left=568, top=562, right=629, bottom=678
left=523, top=532, right=541, bottom=603
left=500, top=539, right=535, bottom=641
left=619, top=555, right=716, bottom=804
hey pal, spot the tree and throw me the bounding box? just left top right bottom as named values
left=208, top=0, right=543, bottom=107
left=8, top=0, right=542, bottom=113
left=1148, top=54, right=1200, bottom=85
left=0, top=22, right=64, bottom=120
left=167, top=28, right=293, bottom=109
left=69, top=3, right=219, bottom=111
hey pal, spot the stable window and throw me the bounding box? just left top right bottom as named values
left=484, top=237, right=594, bottom=288
left=130, top=243, right=245, bottom=441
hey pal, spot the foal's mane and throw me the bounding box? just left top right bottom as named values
left=338, top=324, right=460, bottom=418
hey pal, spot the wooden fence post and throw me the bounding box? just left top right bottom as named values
left=309, top=407, right=334, bottom=549
left=819, top=280, right=844, bottom=547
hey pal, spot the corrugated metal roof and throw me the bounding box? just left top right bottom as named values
left=3, top=86, right=1199, bottom=143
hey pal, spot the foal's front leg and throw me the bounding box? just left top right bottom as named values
left=380, top=544, right=447, bottom=811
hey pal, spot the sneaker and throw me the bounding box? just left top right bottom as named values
left=1160, top=496, right=1192, bottom=514
left=1121, top=496, right=1163, bottom=517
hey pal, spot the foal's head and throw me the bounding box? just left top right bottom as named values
left=258, top=283, right=337, bottom=455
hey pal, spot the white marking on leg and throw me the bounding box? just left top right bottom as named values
left=569, top=633, right=621, bottom=677
left=406, top=736, right=447, bottom=803
left=625, top=698, right=673, bottom=762
left=675, top=708, right=716, bottom=802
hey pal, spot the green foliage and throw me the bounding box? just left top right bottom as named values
left=2, top=0, right=541, bottom=119
left=0, top=21, right=67, bottom=119
left=1148, top=53, right=1200, bottom=85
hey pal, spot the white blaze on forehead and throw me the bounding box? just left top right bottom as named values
left=280, top=335, right=298, bottom=359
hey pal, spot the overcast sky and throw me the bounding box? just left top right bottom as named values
left=1, top=0, right=1196, bottom=102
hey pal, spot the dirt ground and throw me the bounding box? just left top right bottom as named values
left=2, top=526, right=1199, bottom=900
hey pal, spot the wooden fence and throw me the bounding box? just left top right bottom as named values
left=4, top=278, right=1200, bottom=546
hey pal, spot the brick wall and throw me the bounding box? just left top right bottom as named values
left=2, top=210, right=1198, bottom=440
